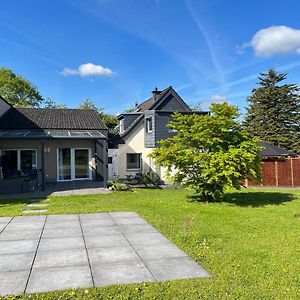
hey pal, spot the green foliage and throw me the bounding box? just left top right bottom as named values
left=244, top=69, right=300, bottom=154
left=0, top=67, right=43, bottom=107
left=125, top=100, right=139, bottom=112
left=133, top=171, right=162, bottom=187
left=44, top=98, right=68, bottom=109
left=150, top=102, right=262, bottom=201
left=78, top=98, right=118, bottom=129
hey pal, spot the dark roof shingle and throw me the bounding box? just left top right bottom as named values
left=0, top=108, right=107, bottom=130
left=259, top=141, right=295, bottom=157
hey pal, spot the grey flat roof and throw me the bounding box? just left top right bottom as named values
left=0, top=130, right=106, bottom=140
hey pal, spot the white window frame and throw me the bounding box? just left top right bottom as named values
left=146, top=117, right=153, bottom=133
left=126, top=153, right=142, bottom=171
left=119, top=119, right=124, bottom=133
left=57, top=148, right=92, bottom=182
left=0, top=149, right=37, bottom=171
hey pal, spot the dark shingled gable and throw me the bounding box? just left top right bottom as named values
left=259, top=141, right=295, bottom=157
left=0, top=108, right=107, bottom=130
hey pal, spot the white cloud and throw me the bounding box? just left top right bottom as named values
left=239, top=26, right=300, bottom=57
left=200, top=94, right=229, bottom=110
left=61, top=63, right=116, bottom=77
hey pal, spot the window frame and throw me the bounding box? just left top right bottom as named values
left=126, top=153, right=142, bottom=171
left=0, top=149, right=37, bottom=172
left=145, top=117, right=153, bottom=133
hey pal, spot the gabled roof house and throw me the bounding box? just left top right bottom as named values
left=0, top=96, right=108, bottom=194
left=108, top=86, right=207, bottom=182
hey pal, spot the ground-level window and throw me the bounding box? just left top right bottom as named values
left=126, top=153, right=141, bottom=170
left=146, top=118, right=153, bottom=133
left=0, top=149, right=37, bottom=179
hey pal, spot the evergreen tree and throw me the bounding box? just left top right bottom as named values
left=244, top=69, right=300, bottom=154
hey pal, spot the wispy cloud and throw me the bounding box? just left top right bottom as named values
left=185, top=0, right=226, bottom=90
left=61, top=63, right=116, bottom=77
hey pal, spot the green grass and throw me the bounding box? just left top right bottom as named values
left=0, top=188, right=300, bottom=299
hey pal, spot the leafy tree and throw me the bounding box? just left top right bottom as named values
left=150, top=103, right=261, bottom=202
left=125, top=100, right=139, bottom=112
left=244, top=69, right=300, bottom=154
left=0, top=67, right=43, bottom=107
left=44, top=98, right=68, bottom=109
left=78, top=98, right=118, bottom=129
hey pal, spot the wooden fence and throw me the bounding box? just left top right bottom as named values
left=247, top=157, right=300, bottom=187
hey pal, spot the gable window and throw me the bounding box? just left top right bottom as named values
left=146, top=118, right=153, bottom=133
left=126, top=153, right=141, bottom=170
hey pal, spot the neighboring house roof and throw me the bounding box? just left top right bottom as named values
left=259, top=141, right=295, bottom=157
left=0, top=107, right=107, bottom=130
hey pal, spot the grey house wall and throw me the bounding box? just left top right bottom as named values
left=144, top=110, right=156, bottom=148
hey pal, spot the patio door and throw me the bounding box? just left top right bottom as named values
left=57, top=148, right=91, bottom=181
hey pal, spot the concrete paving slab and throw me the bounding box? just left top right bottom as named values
left=144, top=257, right=210, bottom=281
left=22, top=210, right=48, bottom=214
left=109, top=212, right=140, bottom=218
left=83, top=225, right=120, bottom=236
left=39, top=237, right=85, bottom=251
left=88, top=245, right=141, bottom=264
left=26, top=265, right=93, bottom=294
left=79, top=213, right=111, bottom=220
left=0, top=270, right=30, bottom=296
left=118, top=224, right=158, bottom=234
left=0, top=212, right=209, bottom=296
left=0, top=239, right=39, bottom=254
left=0, top=217, right=12, bottom=224
left=85, top=233, right=129, bottom=249
left=125, top=232, right=170, bottom=246
left=46, top=214, right=79, bottom=222
left=42, top=227, right=82, bottom=238
left=0, top=223, right=7, bottom=232
left=44, top=220, right=80, bottom=229
left=80, top=218, right=115, bottom=227
left=11, top=216, right=46, bottom=223
left=113, top=217, right=148, bottom=225
left=0, top=229, right=41, bottom=241
left=5, top=222, right=44, bottom=231
left=92, top=260, right=155, bottom=286
left=134, top=243, right=188, bottom=261
left=27, top=203, right=49, bottom=208
left=34, top=249, right=89, bottom=269
left=0, top=252, right=35, bottom=272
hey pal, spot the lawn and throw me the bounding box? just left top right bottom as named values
left=0, top=188, right=299, bottom=299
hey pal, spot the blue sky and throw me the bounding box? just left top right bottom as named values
left=1, top=0, right=300, bottom=116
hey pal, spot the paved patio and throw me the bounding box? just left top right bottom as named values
left=0, top=212, right=209, bottom=296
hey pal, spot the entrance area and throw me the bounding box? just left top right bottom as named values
left=57, top=148, right=92, bottom=181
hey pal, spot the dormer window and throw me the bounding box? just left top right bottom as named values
left=119, top=119, right=124, bottom=133
left=146, top=118, right=153, bottom=133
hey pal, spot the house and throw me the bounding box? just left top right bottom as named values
left=108, top=86, right=207, bottom=182
left=0, top=96, right=108, bottom=194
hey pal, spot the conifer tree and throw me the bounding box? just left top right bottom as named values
left=244, top=69, right=300, bottom=154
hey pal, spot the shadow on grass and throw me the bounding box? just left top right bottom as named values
left=187, top=192, right=295, bottom=207
left=0, top=196, right=48, bottom=206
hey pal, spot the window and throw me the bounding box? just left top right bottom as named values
left=108, top=157, right=113, bottom=164
left=146, top=118, right=153, bottom=133
left=119, top=119, right=124, bottom=133
left=126, top=153, right=141, bottom=170
left=0, top=149, right=37, bottom=179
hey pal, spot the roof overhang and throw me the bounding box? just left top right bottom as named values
left=0, top=130, right=106, bottom=140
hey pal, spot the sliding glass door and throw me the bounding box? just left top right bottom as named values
left=57, top=148, right=91, bottom=181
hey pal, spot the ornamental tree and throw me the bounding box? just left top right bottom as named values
left=150, top=102, right=262, bottom=201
